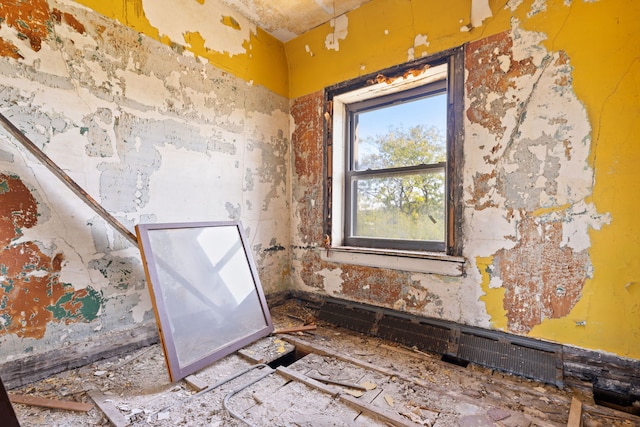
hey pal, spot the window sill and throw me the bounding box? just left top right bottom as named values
left=319, top=246, right=465, bottom=276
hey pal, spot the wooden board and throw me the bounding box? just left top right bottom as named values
left=87, top=390, right=129, bottom=427
left=0, top=324, right=158, bottom=389
left=567, top=397, right=582, bottom=427
left=238, top=335, right=295, bottom=365
left=8, top=393, right=93, bottom=412
left=277, top=366, right=423, bottom=427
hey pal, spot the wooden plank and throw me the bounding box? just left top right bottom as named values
left=0, top=112, right=137, bottom=246
left=87, top=390, right=129, bottom=427
left=282, top=336, right=430, bottom=387
left=0, top=324, right=158, bottom=389
left=184, top=375, right=208, bottom=392
left=273, top=325, right=317, bottom=334
left=8, top=393, right=93, bottom=412
left=567, top=396, right=582, bottom=427
left=277, top=366, right=422, bottom=427
left=306, top=373, right=367, bottom=391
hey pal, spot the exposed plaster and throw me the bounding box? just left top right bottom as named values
left=465, top=24, right=608, bottom=334
left=407, top=34, right=429, bottom=61
left=471, top=0, right=493, bottom=28
left=141, top=0, right=256, bottom=57
left=0, top=0, right=290, bottom=358
left=324, top=15, right=348, bottom=52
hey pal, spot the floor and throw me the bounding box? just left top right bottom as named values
left=8, top=300, right=640, bottom=427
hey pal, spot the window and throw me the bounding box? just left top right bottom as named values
left=325, top=47, right=464, bottom=257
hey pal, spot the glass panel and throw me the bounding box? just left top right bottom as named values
left=352, top=169, right=445, bottom=242
left=135, top=221, right=273, bottom=381
left=353, top=92, right=447, bottom=171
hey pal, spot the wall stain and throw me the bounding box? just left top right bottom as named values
left=339, top=264, right=430, bottom=311
left=51, top=8, right=86, bottom=34
left=0, top=174, right=101, bottom=339
left=491, top=215, right=588, bottom=333
left=291, top=92, right=324, bottom=245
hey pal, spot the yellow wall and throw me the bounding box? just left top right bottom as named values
left=73, top=0, right=289, bottom=97
left=526, top=0, right=640, bottom=356
left=285, top=0, right=511, bottom=99
left=285, top=0, right=639, bottom=359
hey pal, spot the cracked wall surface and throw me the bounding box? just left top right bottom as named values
left=72, top=0, right=288, bottom=97
left=289, top=0, right=640, bottom=359
left=0, top=0, right=637, bottom=366
left=0, top=0, right=289, bottom=360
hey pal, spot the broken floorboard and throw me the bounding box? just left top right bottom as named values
left=9, top=299, right=640, bottom=427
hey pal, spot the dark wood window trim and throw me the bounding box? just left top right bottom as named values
left=323, top=45, right=465, bottom=258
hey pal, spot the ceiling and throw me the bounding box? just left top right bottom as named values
left=217, top=0, right=374, bottom=42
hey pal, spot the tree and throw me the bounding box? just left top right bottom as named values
left=355, top=125, right=446, bottom=240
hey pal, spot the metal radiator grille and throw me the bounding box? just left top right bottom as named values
left=316, top=297, right=564, bottom=387
left=317, top=301, right=376, bottom=334
left=458, top=333, right=562, bottom=386
left=377, top=316, right=451, bottom=354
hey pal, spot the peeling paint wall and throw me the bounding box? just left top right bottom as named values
left=0, top=0, right=289, bottom=361
left=288, top=0, right=640, bottom=360
left=0, top=0, right=637, bottom=369
left=72, top=0, right=288, bottom=97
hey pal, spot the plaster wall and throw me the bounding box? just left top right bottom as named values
left=0, top=0, right=637, bottom=372
left=288, top=0, right=640, bottom=360
left=0, top=0, right=289, bottom=361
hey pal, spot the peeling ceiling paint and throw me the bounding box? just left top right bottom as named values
left=217, top=0, right=373, bottom=41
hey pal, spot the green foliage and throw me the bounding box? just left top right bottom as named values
left=355, top=125, right=446, bottom=241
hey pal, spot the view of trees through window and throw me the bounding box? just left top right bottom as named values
left=351, top=91, right=447, bottom=243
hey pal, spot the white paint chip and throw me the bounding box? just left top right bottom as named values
left=305, top=44, right=314, bottom=57
left=141, top=0, right=256, bottom=56
left=471, top=0, right=493, bottom=28
left=414, top=34, right=429, bottom=48
left=325, top=15, right=348, bottom=51
left=498, top=54, right=511, bottom=73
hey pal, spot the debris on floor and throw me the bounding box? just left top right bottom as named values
left=8, top=299, right=640, bottom=427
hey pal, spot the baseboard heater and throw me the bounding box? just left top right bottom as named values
left=316, top=296, right=564, bottom=387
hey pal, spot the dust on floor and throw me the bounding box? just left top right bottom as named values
left=8, top=300, right=640, bottom=427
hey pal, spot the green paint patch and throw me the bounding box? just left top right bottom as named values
left=80, top=126, right=89, bottom=135
left=0, top=180, right=9, bottom=194
left=47, top=286, right=103, bottom=322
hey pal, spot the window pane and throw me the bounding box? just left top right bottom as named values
left=351, top=169, right=445, bottom=241
left=353, top=92, right=447, bottom=171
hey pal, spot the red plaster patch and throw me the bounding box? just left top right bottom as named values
left=465, top=31, right=536, bottom=138
left=0, top=1, right=86, bottom=58
left=492, top=215, right=588, bottom=333
left=291, top=92, right=323, bottom=181
left=291, top=92, right=325, bottom=246
left=0, top=174, right=97, bottom=339
left=0, top=37, right=22, bottom=59
left=339, top=264, right=429, bottom=310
